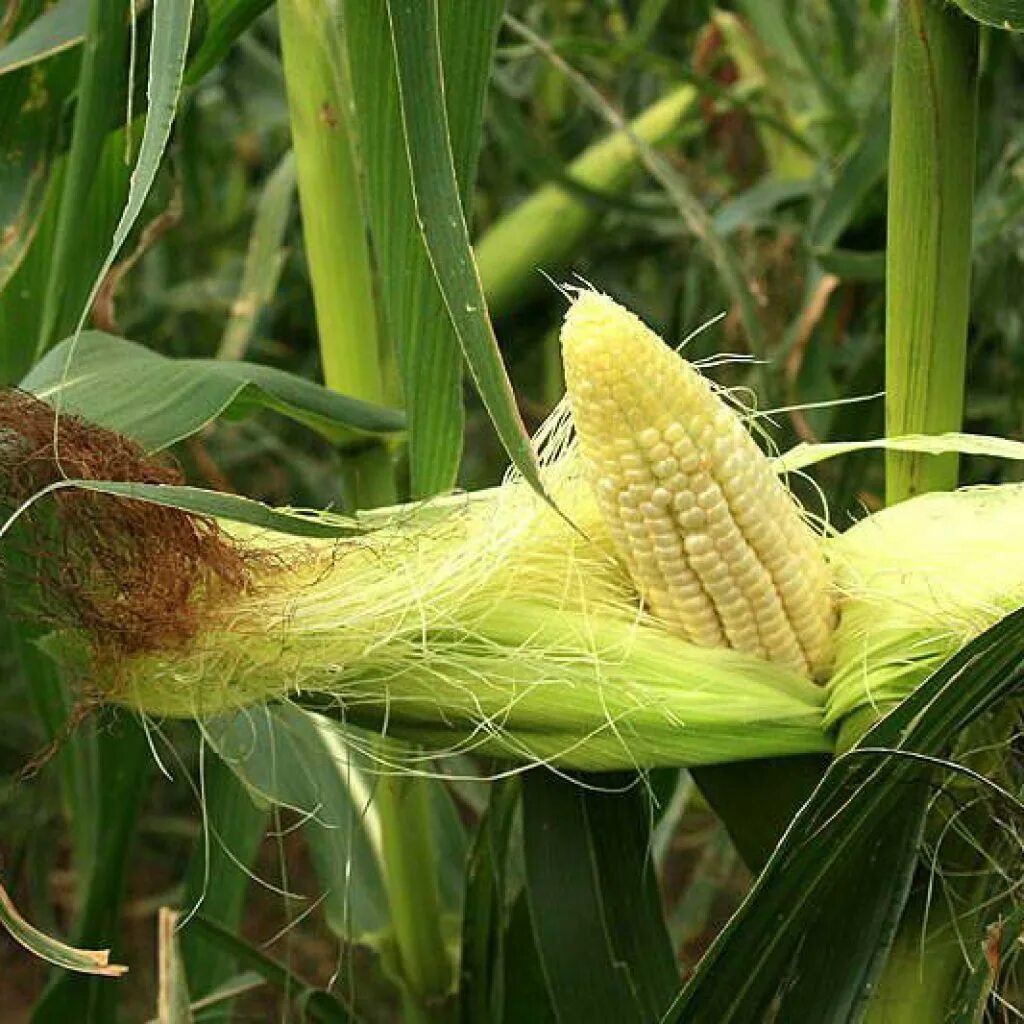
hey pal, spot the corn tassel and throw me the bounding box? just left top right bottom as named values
left=561, top=291, right=835, bottom=678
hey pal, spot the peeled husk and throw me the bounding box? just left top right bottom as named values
left=97, top=411, right=828, bottom=769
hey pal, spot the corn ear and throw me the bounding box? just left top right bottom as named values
left=84, top=447, right=828, bottom=770
left=561, top=291, right=835, bottom=678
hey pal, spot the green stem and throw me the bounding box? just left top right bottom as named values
left=871, top=4, right=982, bottom=1020
left=863, top=900, right=964, bottom=1024
left=342, top=448, right=453, bottom=1022
left=375, top=776, right=455, bottom=1024
left=35, top=0, right=126, bottom=358
left=279, top=4, right=451, bottom=1017
left=278, top=0, right=387, bottom=406
left=885, top=0, right=979, bottom=504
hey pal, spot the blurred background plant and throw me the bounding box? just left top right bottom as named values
left=1, top=0, right=1022, bottom=1021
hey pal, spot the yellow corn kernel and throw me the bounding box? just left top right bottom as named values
left=561, top=290, right=835, bottom=678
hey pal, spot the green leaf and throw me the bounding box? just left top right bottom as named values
left=185, top=916, right=356, bottom=1023
left=22, top=332, right=405, bottom=451
left=185, top=0, right=275, bottom=83
left=665, top=606, right=1024, bottom=1022
left=204, top=706, right=392, bottom=944
left=523, top=771, right=678, bottom=1024
left=776, top=430, right=1024, bottom=475
left=180, top=756, right=268, bottom=1022
left=217, top=150, right=297, bottom=361
left=948, top=0, right=1024, bottom=30
left=34, top=0, right=133, bottom=357
left=0, top=0, right=87, bottom=76
left=21, top=478, right=356, bottom=539
left=341, top=0, right=503, bottom=496
left=0, top=880, right=126, bottom=976
left=384, top=0, right=548, bottom=500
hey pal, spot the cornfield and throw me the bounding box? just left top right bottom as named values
left=1, top=2, right=1023, bottom=1022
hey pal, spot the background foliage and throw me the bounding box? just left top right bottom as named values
left=1, top=1, right=1023, bottom=1021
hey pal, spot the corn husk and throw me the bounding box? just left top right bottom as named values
left=824, top=483, right=1024, bottom=730
left=101, top=407, right=827, bottom=769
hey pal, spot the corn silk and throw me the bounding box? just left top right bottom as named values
left=15, top=293, right=1024, bottom=770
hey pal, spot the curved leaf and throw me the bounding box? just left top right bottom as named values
left=523, top=771, right=678, bottom=1024
left=385, top=0, right=548, bottom=502
left=666, top=606, right=1024, bottom=1022
left=0, top=0, right=87, bottom=77
left=20, top=479, right=357, bottom=539
left=0, top=880, right=127, bottom=976
left=949, top=0, right=1024, bottom=30
left=22, top=332, right=404, bottom=452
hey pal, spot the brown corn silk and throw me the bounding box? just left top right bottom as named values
left=0, top=390, right=248, bottom=655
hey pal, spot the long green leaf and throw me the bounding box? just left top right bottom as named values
left=523, top=771, right=678, bottom=1023
left=666, top=606, right=1024, bottom=1022
left=15, top=479, right=356, bottom=539
left=38, top=0, right=193, bottom=369
left=776, top=430, right=1024, bottom=475
left=0, top=0, right=87, bottom=76
left=385, top=0, right=547, bottom=500
left=948, top=0, right=1024, bottom=29
left=23, top=332, right=404, bottom=452
left=34, top=0, right=130, bottom=358
left=341, top=0, right=502, bottom=496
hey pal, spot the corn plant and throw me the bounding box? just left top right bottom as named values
left=1, top=2, right=1022, bottom=1023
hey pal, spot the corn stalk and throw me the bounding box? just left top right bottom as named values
left=278, top=3, right=451, bottom=1019
left=885, top=0, right=979, bottom=504
left=869, top=3, right=982, bottom=1020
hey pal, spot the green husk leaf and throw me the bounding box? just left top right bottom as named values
left=776, top=431, right=1024, bottom=474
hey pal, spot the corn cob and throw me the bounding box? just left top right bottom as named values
left=561, top=291, right=835, bottom=678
